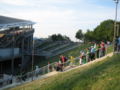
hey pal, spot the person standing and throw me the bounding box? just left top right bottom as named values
left=118, top=36, right=120, bottom=52
left=79, top=54, right=83, bottom=65
left=60, top=55, right=65, bottom=63
left=85, top=48, right=90, bottom=62
left=35, top=66, right=39, bottom=77
left=80, top=51, right=86, bottom=64
left=60, top=55, right=66, bottom=69
left=96, top=44, right=101, bottom=58
left=48, top=62, right=52, bottom=73
left=90, top=46, right=95, bottom=60
left=70, top=56, right=75, bottom=67
left=115, top=36, right=119, bottom=52
left=100, top=41, right=106, bottom=56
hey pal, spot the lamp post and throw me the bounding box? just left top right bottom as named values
left=31, top=39, right=34, bottom=81
left=32, top=40, right=34, bottom=71
left=113, top=0, right=119, bottom=52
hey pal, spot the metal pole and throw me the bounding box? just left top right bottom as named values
left=113, top=0, right=119, bottom=52
left=117, top=24, right=119, bottom=36
left=32, top=38, right=34, bottom=80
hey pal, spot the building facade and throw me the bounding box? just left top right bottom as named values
left=0, top=16, right=35, bottom=74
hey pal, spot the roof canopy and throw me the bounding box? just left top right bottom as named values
left=0, top=16, right=35, bottom=29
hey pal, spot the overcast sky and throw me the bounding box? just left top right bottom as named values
left=0, top=0, right=120, bottom=41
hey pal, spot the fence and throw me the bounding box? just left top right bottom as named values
left=0, top=45, right=112, bottom=89
left=0, top=74, right=12, bottom=88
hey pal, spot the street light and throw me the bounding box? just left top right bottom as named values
left=32, top=40, right=34, bottom=71
left=114, top=0, right=119, bottom=3
left=31, top=39, right=34, bottom=81
left=113, top=0, right=119, bottom=52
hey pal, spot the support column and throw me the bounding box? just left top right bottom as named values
left=21, top=38, right=24, bottom=70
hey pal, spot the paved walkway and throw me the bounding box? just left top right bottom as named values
left=44, top=52, right=113, bottom=76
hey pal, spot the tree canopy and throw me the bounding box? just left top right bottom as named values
left=83, top=19, right=118, bottom=42
left=93, top=19, right=114, bottom=41
left=50, top=34, right=71, bottom=41
left=75, top=29, right=84, bottom=40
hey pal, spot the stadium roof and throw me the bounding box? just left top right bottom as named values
left=0, top=16, right=35, bottom=29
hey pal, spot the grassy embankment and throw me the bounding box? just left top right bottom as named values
left=11, top=46, right=120, bottom=90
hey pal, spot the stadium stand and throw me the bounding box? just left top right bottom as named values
left=0, top=16, right=35, bottom=75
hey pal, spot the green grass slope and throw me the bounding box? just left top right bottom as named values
left=11, top=54, right=120, bottom=90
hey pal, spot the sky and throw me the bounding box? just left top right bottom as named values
left=0, top=0, right=120, bottom=41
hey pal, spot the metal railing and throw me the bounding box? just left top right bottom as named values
left=0, top=45, right=112, bottom=89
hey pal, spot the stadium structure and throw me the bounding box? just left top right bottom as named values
left=0, top=16, right=35, bottom=75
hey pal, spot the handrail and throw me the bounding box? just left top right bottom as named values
left=0, top=45, right=111, bottom=88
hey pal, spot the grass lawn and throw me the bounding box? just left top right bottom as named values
left=11, top=53, right=120, bottom=90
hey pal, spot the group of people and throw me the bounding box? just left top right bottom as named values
left=54, top=55, right=68, bottom=71
left=48, top=41, right=108, bottom=72
left=79, top=41, right=106, bottom=65
left=115, top=36, right=120, bottom=52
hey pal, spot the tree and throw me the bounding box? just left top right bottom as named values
left=75, top=29, right=84, bottom=40
left=93, top=19, right=114, bottom=42
left=84, top=29, right=94, bottom=42
left=50, top=34, right=57, bottom=41
left=84, top=19, right=116, bottom=42
left=50, top=34, right=71, bottom=41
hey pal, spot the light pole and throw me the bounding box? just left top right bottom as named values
left=31, top=39, right=34, bottom=80
left=113, top=0, right=119, bottom=52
